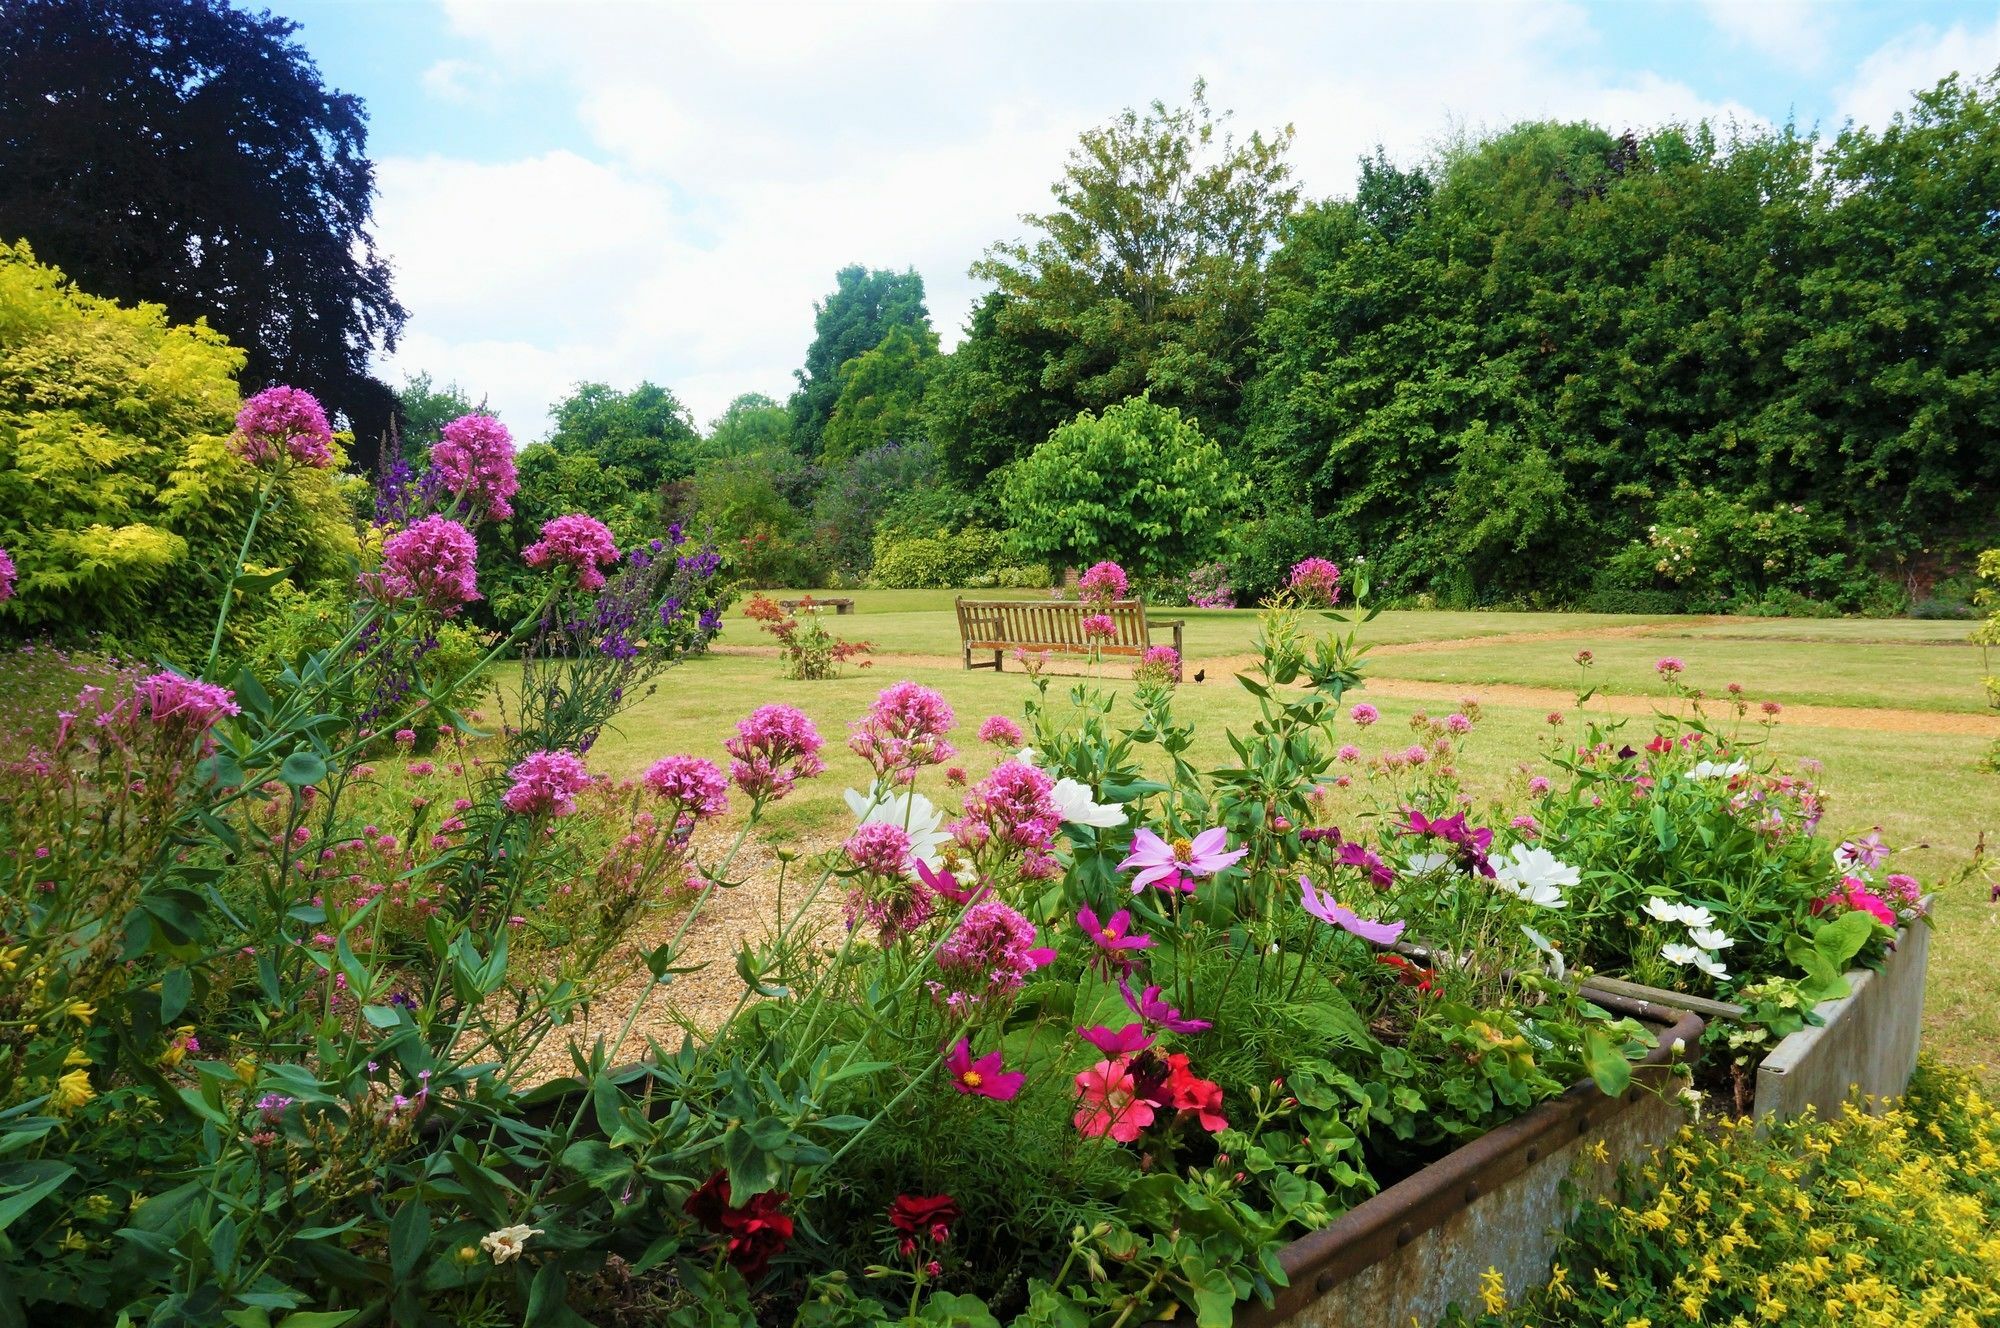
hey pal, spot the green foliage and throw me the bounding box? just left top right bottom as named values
left=693, top=448, right=829, bottom=588
left=1004, top=395, right=1246, bottom=579
left=790, top=265, right=931, bottom=457
left=868, top=527, right=1008, bottom=589
left=483, top=441, right=658, bottom=625
left=707, top=392, right=794, bottom=457
left=0, top=241, right=360, bottom=658
left=812, top=440, right=952, bottom=577
left=822, top=324, right=938, bottom=463
left=395, top=371, right=475, bottom=453
left=924, top=291, right=1074, bottom=489
left=548, top=380, right=703, bottom=489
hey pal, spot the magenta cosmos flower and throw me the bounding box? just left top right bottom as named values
left=373, top=515, right=481, bottom=612
left=1076, top=905, right=1153, bottom=975
left=523, top=513, right=621, bottom=591
left=429, top=412, right=519, bottom=521
left=501, top=749, right=592, bottom=817
left=1118, top=979, right=1211, bottom=1034
left=724, top=704, right=825, bottom=802
left=1074, top=1059, right=1154, bottom=1142
left=235, top=386, right=333, bottom=468
left=1299, top=874, right=1405, bottom=946
left=1078, top=1022, right=1154, bottom=1057
left=943, top=1039, right=1023, bottom=1100
left=1117, top=826, right=1247, bottom=895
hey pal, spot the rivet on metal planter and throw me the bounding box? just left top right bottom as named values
left=1463, top=1181, right=1481, bottom=1203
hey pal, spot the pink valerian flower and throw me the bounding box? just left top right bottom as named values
left=1881, top=873, right=1923, bottom=908
left=1350, top=703, right=1380, bottom=726
left=849, top=681, right=957, bottom=779
left=1137, top=645, right=1182, bottom=684
left=132, top=671, right=241, bottom=742
left=0, top=546, right=15, bottom=601
left=956, top=760, right=1063, bottom=878
left=1074, top=1058, right=1154, bottom=1141
left=429, top=413, right=519, bottom=520
left=1117, top=826, right=1246, bottom=895
left=1287, top=557, right=1342, bottom=607
left=522, top=513, right=621, bottom=591
left=1119, top=979, right=1211, bottom=1034
left=725, top=705, right=825, bottom=802
left=1080, top=612, right=1117, bottom=642
left=846, top=822, right=914, bottom=878
left=643, top=755, right=729, bottom=822
left=1076, top=905, right=1153, bottom=975
left=935, top=901, right=1055, bottom=996
left=235, top=386, right=333, bottom=467
left=976, top=714, right=1024, bottom=747
left=1402, top=807, right=1496, bottom=877
left=500, top=749, right=592, bottom=817
left=944, top=1039, right=1023, bottom=1099
left=370, top=515, right=481, bottom=612
left=1655, top=657, right=1686, bottom=677
left=846, top=871, right=934, bottom=942
left=1078, top=1022, right=1155, bottom=1057
left=1077, top=561, right=1129, bottom=605
left=1299, top=874, right=1406, bottom=946
left=1813, top=878, right=1897, bottom=927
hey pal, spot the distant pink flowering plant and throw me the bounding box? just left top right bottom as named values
left=1287, top=557, right=1341, bottom=607
left=976, top=714, right=1023, bottom=747
left=523, top=513, right=621, bottom=591
left=370, top=515, right=481, bottom=612
left=429, top=413, right=519, bottom=520
left=643, top=755, right=729, bottom=822
left=0, top=546, right=15, bottom=602
left=1077, top=561, right=1128, bottom=605
left=724, top=704, right=825, bottom=802
left=235, top=386, right=333, bottom=468
left=131, top=671, right=240, bottom=744
left=500, top=749, right=592, bottom=817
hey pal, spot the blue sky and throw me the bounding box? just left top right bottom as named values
left=257, top=0, right=2000, bottom=439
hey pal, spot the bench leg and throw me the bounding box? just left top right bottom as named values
left=993, top=650, right=1003, bottom=672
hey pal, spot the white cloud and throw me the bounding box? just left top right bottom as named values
left=370, top=0, right=1778, bottom=437
left=1699, top=0, right=1835, bottom=72
left=1836, top=11, right=2000, bottom=128
left=419, top=56, right=500, bottom=105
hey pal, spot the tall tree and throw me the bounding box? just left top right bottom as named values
left=396, top=372, right=477, bottom=455
left=547, top=380, right=702, bottom=489
left=0, top=0, right=406, bottom=469
left=821, top=323, right=938, bottom=462
left=706, top=392, right=794, bottom=457
left=789, top=265, right=930, bottom=456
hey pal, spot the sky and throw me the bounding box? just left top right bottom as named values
left=259, top=0, right=2000, bottom=441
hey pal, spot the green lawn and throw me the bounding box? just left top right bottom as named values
left=590, top=604, right=2000, bottom=1081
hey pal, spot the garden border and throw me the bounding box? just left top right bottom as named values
left=1753, top=914, right=1930, bottom=1122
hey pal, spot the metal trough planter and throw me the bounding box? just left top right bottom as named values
left=1753, top=916, right=1930, bottom=1122
left=1237, top=994, right=1704, bottom=1328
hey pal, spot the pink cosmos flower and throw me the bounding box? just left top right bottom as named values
left=1076, top=905, right=1153, bottom=974
left=523, top=513, right=621, bottom=590
left=977, top=714, right=1024, bottom=747
left=725, top=705, right=825, bottom=801
left=1350, top=703, right=1380, bottom=726
left=235, top=386, right=333, bottom=467
left=1403, top=807, right=1496, bottom=877
left=1287, top=557, right=1342, bottom=607
left=944, top=1039, right=1023, bottom=1100
left=643, top=755, right=729, bottom=820
left=1074, top=1058, right=1154, bottom=1141
left=849, top=681, right=957, bottom=779
left=1077, top=561, right=1129, bottom=604
left=429, top=413, right=519, bottom=520
left=1117, top=826, right=1246, bottom=894
left=132, top=671, right=241, bottom=741
left=1119, top=979, right=1211, bottom=1034
left=501, top=749, right=592, bottom=817
left=1299, top=874, right=1405, bottom=946
left=936, top=901, right=1055, bottom=995
left=1078, top=1022, right=1154, bottom=1057
left=916, top=858, right=987, bottom=906
left=0, top=546, right=15, bottom=602
left=1835, top=831, right=1889, bottom=872
left=372, top=515, right=481, bottom=612
left=1335, top=840, right=1395, bottom=889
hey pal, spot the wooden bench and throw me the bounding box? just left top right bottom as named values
left=778, top=597, right=854, bottom=615
left=955, top=597, right=1184, bottom=671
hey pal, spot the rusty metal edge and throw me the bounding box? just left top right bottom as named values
left=1235, top=996, right=1705, bottom=1326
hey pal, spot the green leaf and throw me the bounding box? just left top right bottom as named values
left=160, top=967, right=193, bottom=1024
left=0, top=1163, right=74, bottom=1232
left=1581, top=1026, right=1633, bottom=1099
left=389, top=1198, right=429, bottom=1280
left=275, top=1314, right=359, bottom=1328
left=279, top=751, right=328, bottom=788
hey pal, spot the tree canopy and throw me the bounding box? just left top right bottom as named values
left=547, top=380, right=703, bottom=489
left=0, top=0, right=406, bottom=468
left=789, top=265, right=931, bottom=456
left=707, top=392, right=794, bottom=457
left=822, top=323, right=939, bottom=462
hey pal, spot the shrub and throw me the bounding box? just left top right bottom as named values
left=1227, top=507, right=1324, bottom=602
left=869, top=526, right=1006, bottom=588
left=1184, top=560, right=1236, bottom=607
left=744, top=592, right=871, bottom=679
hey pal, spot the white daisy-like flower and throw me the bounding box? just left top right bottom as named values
left=1674, top=903, right=1717, bottom=931
left=1403, top=851, right=1454, bottom=877
left=844, top=786, right=951, bottom=871
left=1521, top=924, right=1567, bottom=979
left=1048, top=777, right=1126, bottom=829
left=1016, top=747, right=1040, bottom=767
left=1492, top=844, right=1578, bottom=908
left=1690, top=950, right=1730, bottom=981
left=1661, top=941, right=1706, bottom=967
left=1642, top=897, right=1683, bottom=924
left=1690, top=759, right=1748, bottom=780
left=1688, top=926, right=1735, bottom=950
left=481, top=1224, right=542, bottom=1264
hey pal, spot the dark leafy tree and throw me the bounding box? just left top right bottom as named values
left=0, top=0, right=407, bottom=468
left=547, top=381, right=702, bottom=490
left=924, top=290, right=1074, bottom=488
left=789, top=265, right=930, bottom=456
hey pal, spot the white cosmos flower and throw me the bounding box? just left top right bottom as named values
left=1642, top=897, right=1682, bottom=924
left=1016, top=747, right=1040, bottom=767
left=1521, top=924, right=1567, bottom=979
left=1691, top=759, right=1748, bottom=780
left=843, top=786, right=951, bottom=871
left=1674, top=903, right=1717, bottom=931
left=1492, top=844, right=1578, bottom=908
left=1660, top=941, right=1706, bottom=967
left=1048, top=777, right=1125, bottom=828
left=480, top=1224, right=542, bottom=1264
left=1688, top=926, right=1735, bottom=950
left=1690, top=950, right=1730, bottom=980
left=1403, top=851, right=1453, bottom=877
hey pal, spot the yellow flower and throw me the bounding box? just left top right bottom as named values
left=1479, top=1266, right=1506, bottom=1315
left=50, top=1068, right=95, bottom=1113
left=58, top=999, right=96, bottom=1025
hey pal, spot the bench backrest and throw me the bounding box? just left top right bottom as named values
left=956, top=597, right=1155, bottom=653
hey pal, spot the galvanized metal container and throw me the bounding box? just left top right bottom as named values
left=1754, top=916, right=1930, bottom=1122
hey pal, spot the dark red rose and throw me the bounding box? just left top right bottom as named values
left=888, top=1194, right=960, bottom=1256
left=684, top=1171, right=794, bottom=1280
left=684, top=1170, right=732, bottom=1231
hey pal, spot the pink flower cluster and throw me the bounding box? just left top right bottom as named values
left=845, top=824, right=929, bottom=940
left=235, top=386, right=333, bottom=468
left=1077, top=561, right=1129, bottom=605
left=643, top=755, right=729, bottom=821
left=935, top=901, right=1055, bottom=998
left=956, top=759, right=1063, bottom=879
left=1815, top=877, right=1898, bottom=927
left=0, top=546, right=14, bottom=601
left=976, top=714, right=1023, bottom=747
left=133, top=671, right=241, bottom=740
left=848, top=681, right=957, bottom=780
left=1080, top=612, right=1117, bottom=642
left=725, top=704, right=825, bottom=802
left=372, top=515, right=481, bottom=612
left=523, top=513, right=621, bottom=591
left=1074, top=1046, right=1226, bottom=1143
left=430, top=413, right=519, bottom=520
left=846, top=821, right=914, bottom=877
left=500, top=749, right=592, bottom=817
left=1287, top=557, right=1342, bottom=607
left=1137, top=645, right=1182, bottom=684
